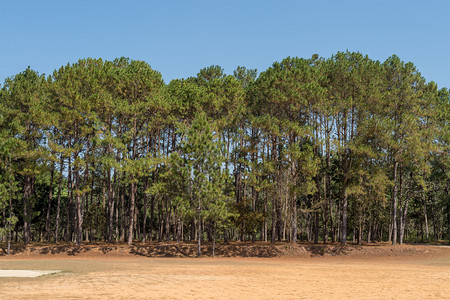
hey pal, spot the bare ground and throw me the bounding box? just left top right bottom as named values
left=1, top=241, right=448, bottom=258
left=0, top=242, right=449, bottom=299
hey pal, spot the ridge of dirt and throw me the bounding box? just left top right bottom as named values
left=1, top=242, right=448, bottom=258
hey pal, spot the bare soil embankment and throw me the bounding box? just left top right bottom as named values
left=1, top=241, right=448, bottom=259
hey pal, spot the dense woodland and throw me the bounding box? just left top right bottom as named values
left=0, top=52, right=449, bottom=255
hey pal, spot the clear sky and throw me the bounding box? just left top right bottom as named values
left=1, top=0, right=449, bottom=88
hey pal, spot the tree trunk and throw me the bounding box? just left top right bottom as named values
left=423, top=194, right=429, bottom=242
left=127, top=117, right=138, bottom=245
left=127, top=182, right=136, bottom=245
left=323, top=174, right=328, bottom=244
left=45, top=163, right=55, bottom=241
left=66, top=156, right=73, bottom=242
left=55, top=156, right=64, bottom=243
left=292, top=196, right=297, bottom=243
left=341, top=190, right=348, bottom=245
left=108, top=170, right=116, bottom=243
left=7, top=194, right=12, bottom=255
left=430, top=195, right=438, bottom=242
left=392, top=160, right=399, bottom=245
left=1, top=212, right=4, bottom=241
left=271, top=195, right=276, bottom=243
left=23, top=175, right=33, bottom=244
left=263, top=190, right=268, bottom=242
left=165, top=197, right=171, bottom=242
left=191, top=219, right=196, bottom=241
left=358, top=214, right=363, bottom=245
left=149, top=194, right=155, bottom=241
left=212, top=221, right=216, bottom=257
left=75, top=165, right=82, bottom=245
left=106, top=168, right=112, bottom=242
left=330, top=196, right=335, bottom=243
left=197, top=216, right=202, bottom=257
left=324, top=121, right=331, bottom=243
left=446, top=183, right=449, bottom=244
left=115, top=181, right=121, bottom=241
left=142, top=177, right=149, bottom=243
left=399, top=200, right=409, bottom=245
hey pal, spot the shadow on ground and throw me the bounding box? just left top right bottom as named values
left=1, top=241, right=444, bottom=258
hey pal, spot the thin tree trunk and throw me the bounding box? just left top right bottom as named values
left=399, top=200, right=409, bottom=244
left=292, top=196, right=297, bottom=243
left=314, top=175, right=320, bottom=244
left=392, top=160, right=399, bottom=245
left=128, top=182, right=136, bottom=245
left=7, top=192, right=12, bottom=255
left=212, top=221, right=216, bottom=257
left=330, top=195, right=335, bottom=243
left=271, top=195, right=276, bottom=243
left=323, top=174, right=328, bottom=244
left=108, top=163, right=117, bottom=243
left=324, top=120, right=331, bottom=243
left=116, top=181, right=122, bottom=242
left=197, top=215, right=202, bottom=257
left=423, top=194, right=429, bottom=242
left=55, top=156, right=64, bottom=243
left=446, top=183, right=450, bottom=244
left=341, top=190, right=348, bottom=245
left=66, top=155, right=73, bottom=242
left=430, top=195, right=438, bottom=242
left=2, top=207, right=5, bottom=242
left=313, top=212, right=318, bottom=244
left=263, top=190, right=268, bottom=242
left=127, top=117, right=138, bottom=245
left=165, top=197, right=171, bottom=242
left=75, top=164, right=82, bottom=245
left=150, top=194, right=155, bottom=241
left=358, top=213, right=363, bottom=245
left=107, top=168, right=112, bottom=242
left=142, top=177, right=149, bottom=243
left=23, top=175, right=33, bottom=244
left=45, top=163, right=55, bottom=241
left=191, top=219, right=196, bottom=242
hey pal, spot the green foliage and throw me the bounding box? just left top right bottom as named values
left=182, top=112, right=231, bottom=222
left=0, top=53, right=448, bottom=245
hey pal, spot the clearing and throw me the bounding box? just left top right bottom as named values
left=0, top=242, right=449, bottom=299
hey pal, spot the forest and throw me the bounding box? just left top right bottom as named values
left=0, top=52, right=449, bottom=255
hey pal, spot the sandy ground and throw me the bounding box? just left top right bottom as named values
left=0, top=245, right=449, bottom=299
left=0, top=270, right=60, bottom=277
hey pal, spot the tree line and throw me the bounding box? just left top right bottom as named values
left=0, top=52, right=448, bottom=255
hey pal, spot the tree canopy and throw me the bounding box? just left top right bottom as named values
left=0, top=53, right=448, bottom=251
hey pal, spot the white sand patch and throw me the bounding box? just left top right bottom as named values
left=0, top=270, right=60, bottom=277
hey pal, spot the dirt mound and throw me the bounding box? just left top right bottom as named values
left=0, top=241, right=448, bottom=258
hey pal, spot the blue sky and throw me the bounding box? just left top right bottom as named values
left=1, top=0, right=449, bottom=88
